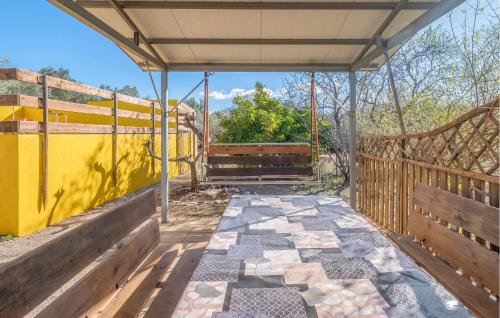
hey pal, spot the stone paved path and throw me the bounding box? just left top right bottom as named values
left=170, top=195, right=473, bottom=318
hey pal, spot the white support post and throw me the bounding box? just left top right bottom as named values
left=161, top=71, right=169, bottom=223
left=349, top=71, right=357, bottom=209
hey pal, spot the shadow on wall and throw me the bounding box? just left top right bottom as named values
left=35, top=134, right=158, bottom=234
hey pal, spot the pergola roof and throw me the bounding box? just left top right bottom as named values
left=50, top=0, right=463, bottom=72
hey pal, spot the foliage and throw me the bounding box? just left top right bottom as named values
left=281, top=0, right=499, bottom=185
left=216, top=83, right=311, bottom=143
left=99, top=84, right=140, bottom=97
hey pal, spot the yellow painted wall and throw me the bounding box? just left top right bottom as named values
left=0, top=99, right=195, bottom=236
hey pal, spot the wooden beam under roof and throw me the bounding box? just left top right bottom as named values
left=76, top=0, right=439, bottom=10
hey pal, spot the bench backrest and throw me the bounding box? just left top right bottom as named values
left=408, top=182, right=499, bottom=295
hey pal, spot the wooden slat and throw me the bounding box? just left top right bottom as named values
left=406, top=163, right=414, bottom=235
left=375, top=160, right=380, bottom=223
left=37, top=217, right=160, bottom=318
left=0, top=68, right=114, bottom=99
left=413, top=182, right=499, bottom=245
left=0, top=190, right=156, bottom=318
left=404, top=158, right=499, bottom=184
left=0, top=120, right=38, bottom=133
left=208, top=154, right=311, bottom=165
left=208, top=144, right=311, bottom=155
left=389, top=234, right=499, bottom=318
left=0, top=121, right=185, bottom=134
left=384, top=160, right=390, bottom=228
left=207, top=167, right=313, bottom=177
left=0, top=94, right=153, bottom=120
left=408, top=209, right=499, bottom=294
left=386, top=161, right=392, bottom=230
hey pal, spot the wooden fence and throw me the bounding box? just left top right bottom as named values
left=357, top=98, right=499, bottom=235
left=356, top=98, right=499, bottom=315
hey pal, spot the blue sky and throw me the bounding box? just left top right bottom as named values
left=1, top=1, right=469, bottom=111
left=0, top=1, right=291, bottom=111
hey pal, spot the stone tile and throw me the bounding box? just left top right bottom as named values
left=282, top=207, right=319, bottom=217
left=191, top=254, right=240, bottom=282
left=317, top=254, right=378, bottom=280
left=207, top=232, right=238, bottom=250
left=227, top=245, right=264, bottom=260
left=313, top=280, right=389, bottom=318
left=365, top=247, right=419, bottom=273
left=225, top=206, right=244, bottom=217
left=245, top=250, right=301, bottom=276
left=283, top=262, right=328, bottom=285
left=212, top=312, right=267, bottom=318
left=337, top=231, right=393, bottom=248
left=292, top=231, right=340, bottom=249
left=228, top=287, right=307, bottom=318
left=275, top=222, right=304, bottom=234
left=240, top=234, right=290, bottom=250
left=217, top=217, right=248, bottom=233
left=244, top=206, right=284, bottom=217
left=171, top=281, right=227, bottom=318
left=248, top=216, right=289, bottom=231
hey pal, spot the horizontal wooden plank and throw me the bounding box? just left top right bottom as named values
left=0, top=68, right=114, bottom=99
left=0, top=95, right=154, bottom=120
left=408, top=210, right=499, bottom=294
left=0, top=121, right=188, bottom=134
left=0, top=69, right=176, bottom=109
left=209, top=144, right=311, bottom=155
left=207, top=167, right=313, bottom=177
left=208, top=154, right=311, bottom=165
left=0, top=120, right=38, bottom=132
left=37, top=217, right=159, bottom=318
left=413, top=182, right=499, bottom=245
left=0, top=190, right=156, bottom=318
left=389, top=234, right=499, bottom=318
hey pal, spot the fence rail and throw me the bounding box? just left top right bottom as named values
left=357, top=98, right=499, bottom=234
left=356, top=98, right=499, bottom=313
left=0, top=68, right=193, bottom=134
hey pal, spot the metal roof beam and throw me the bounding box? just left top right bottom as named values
left=353, top=0, right=407, bottom=66
left=164, top=63, right=351, bottom=72
left=352, top=0, right=465, bottom=70
left=107, top=0, right=166, bottom=65
left=142, top=38, right=370, bottom=45
left=76, top=1, right=439, bottom=10
left=48, top=0, right=167, bottom=70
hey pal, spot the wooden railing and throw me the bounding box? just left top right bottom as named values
left=357, top=98, right=499, bottom=316
left=0, top=68, right=193, bottom=134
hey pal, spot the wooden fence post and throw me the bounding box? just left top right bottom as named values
left=151, top=101, right=156, bottom=173
left=396, top=138, right=404, bottom=234
left=40, top=75, right=49, bottom=206
left=112, top=93, right=118, bottom=185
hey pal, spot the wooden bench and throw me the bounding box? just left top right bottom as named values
left=391, top=182, right=499, bottom=318
left=206, top=143, right=313, bottom=181
left=0, top=190, right=159, bottom=318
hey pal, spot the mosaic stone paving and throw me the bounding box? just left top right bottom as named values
left=171, top=195, right=474, bottom=318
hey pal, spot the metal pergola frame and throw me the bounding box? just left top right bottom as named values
left=48, top=0, right=465, bottom=223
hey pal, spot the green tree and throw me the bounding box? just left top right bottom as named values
left=216, top=82, right=310, bottom=143
left=99, top=84, right=140, bottom=97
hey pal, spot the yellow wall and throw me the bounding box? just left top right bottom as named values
left=0, top=99, right=195, bottom=236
